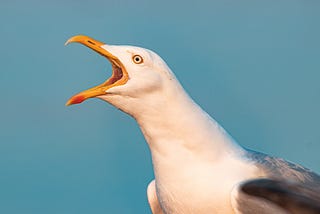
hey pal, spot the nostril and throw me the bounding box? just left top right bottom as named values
left=87, top=40, right=95, bottom=45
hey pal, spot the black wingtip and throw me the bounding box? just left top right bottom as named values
left=241, top=179, right=320, bottom=214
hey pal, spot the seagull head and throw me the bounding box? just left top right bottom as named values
left=66, top=35, right=176, bottom=115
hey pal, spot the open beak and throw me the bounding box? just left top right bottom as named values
left=65, top=35, right=128, bottom=106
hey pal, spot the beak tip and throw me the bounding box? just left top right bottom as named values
left=65, top=95, right=86, bottom=107
left=64, top=34, right=89, bottom=46
left=64, top=40, right=71, bottom=46
left=64, top=37, right=74, bottom=46
left=65, top=99, right=75, bottom=106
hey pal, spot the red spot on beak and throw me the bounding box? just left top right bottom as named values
left=66, top=95, right=85, bottom=106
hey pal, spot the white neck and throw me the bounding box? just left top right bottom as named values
left=103, top=70, right=250, bottom=213
left=131, top=78, right=245, bottom=164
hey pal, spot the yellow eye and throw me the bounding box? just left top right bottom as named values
left=132, top=55, right=143, bottom=64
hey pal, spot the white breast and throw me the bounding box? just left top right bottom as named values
left=152, top=147, right=259, bottom=214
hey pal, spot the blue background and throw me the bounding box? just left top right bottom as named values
left=1, top=0, right=319, bottom=213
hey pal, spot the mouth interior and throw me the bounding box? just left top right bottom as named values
left=107, top=63, right=123, bottom=85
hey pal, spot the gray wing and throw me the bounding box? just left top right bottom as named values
left=231, top=150, right=320, bottom=214
left=246, top=150, right=320, bottom=186
left=240, top=178, right=320, bottom=214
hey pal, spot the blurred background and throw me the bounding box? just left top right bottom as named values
left=1, top=0, right=319, bottom=213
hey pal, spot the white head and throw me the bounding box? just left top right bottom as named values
left=65, top=35, right=237, bottom=155
left=65, top=35, right=182, bottom=116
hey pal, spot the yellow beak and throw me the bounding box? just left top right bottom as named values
left=65, top=35, right=128, bottom=106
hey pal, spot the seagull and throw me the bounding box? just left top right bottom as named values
left=65, top=35, right=320, bottom=214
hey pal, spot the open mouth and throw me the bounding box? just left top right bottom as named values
left=106, top=64, right=124, bottom=86
left=65, top=35, right=128, bottom=106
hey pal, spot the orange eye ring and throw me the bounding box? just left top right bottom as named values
left=132, top=55, right=143, bottom=64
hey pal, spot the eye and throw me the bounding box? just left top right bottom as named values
left=132, top=55, right=143, bottom=64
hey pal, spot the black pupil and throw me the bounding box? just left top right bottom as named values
left=135, top=57, right=140, bottom=62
